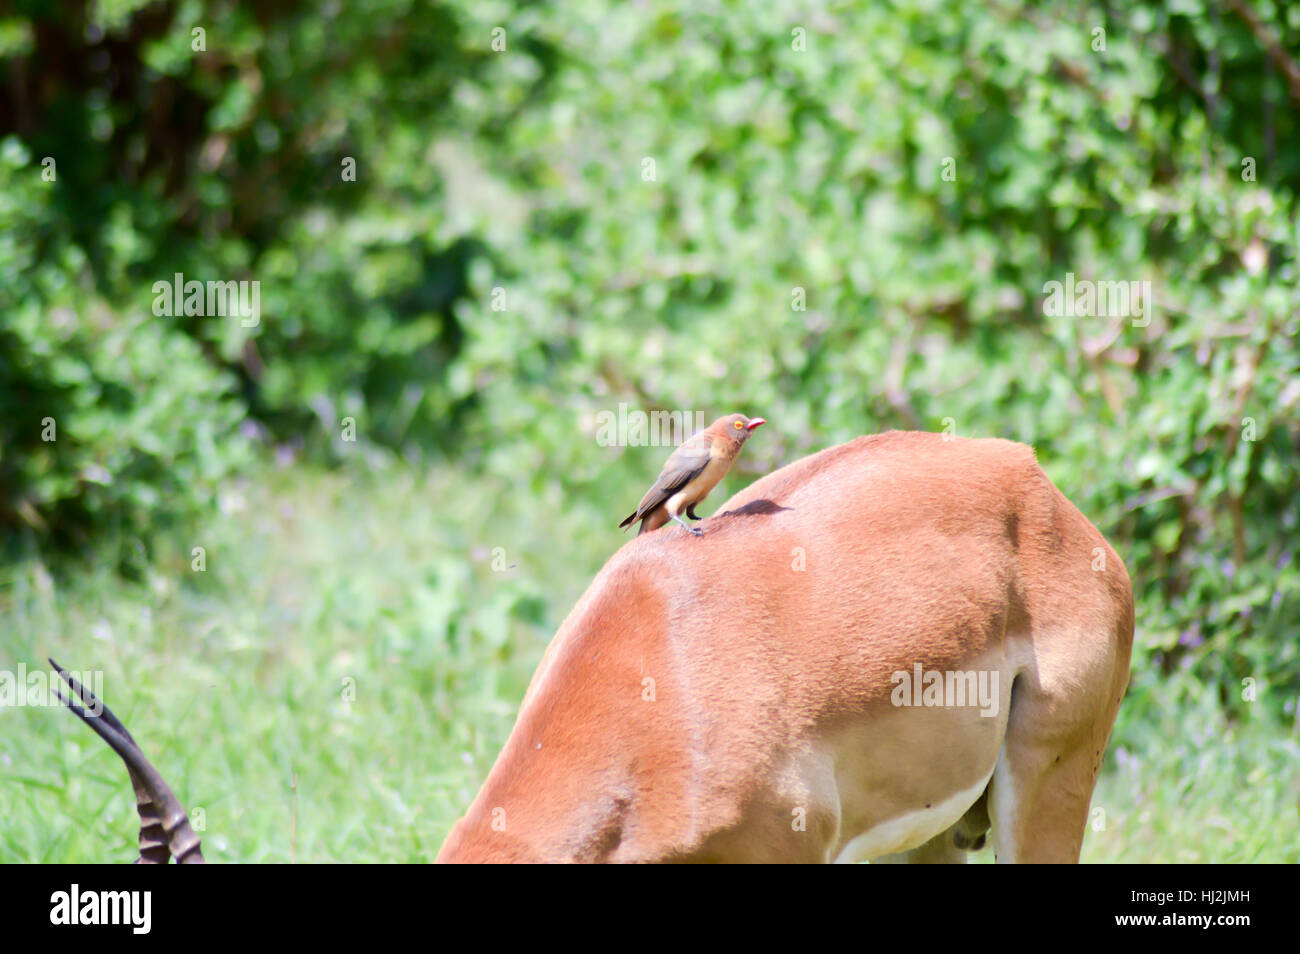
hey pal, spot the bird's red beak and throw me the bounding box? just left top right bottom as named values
left=745, top=418, right=766, bottom=430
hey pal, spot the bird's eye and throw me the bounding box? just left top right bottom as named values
left=734, top=420, right=743, bottom=429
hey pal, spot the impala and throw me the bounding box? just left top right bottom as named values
left=54, top=431, right=1133, bottom=863
left=437, top=431, right=1134, bottom=863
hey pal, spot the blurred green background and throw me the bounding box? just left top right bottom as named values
left=1, top=0, right=1297, bottom=862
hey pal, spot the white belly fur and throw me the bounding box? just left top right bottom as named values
left=832, top=770, right=995, bottom=863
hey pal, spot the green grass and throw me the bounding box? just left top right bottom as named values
left=0, top=461, right=596, bottom=862
left=1081, top=679, right=1300, bottom=863
left=2, top=459, right=1296, bottom=862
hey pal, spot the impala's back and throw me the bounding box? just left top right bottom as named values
left=437, top=431, right=1134, bottom=863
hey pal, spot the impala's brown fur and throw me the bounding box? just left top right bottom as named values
left=437, top=431, right=1134, bottom=863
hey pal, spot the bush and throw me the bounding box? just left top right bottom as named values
left=0, top=138, right=249, bottom=562
left=0, top=1, right=1296, bottom=715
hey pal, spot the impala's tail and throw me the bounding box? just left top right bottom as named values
left=51, top=658, right=205, bottom=864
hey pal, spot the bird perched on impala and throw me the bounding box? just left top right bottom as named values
left=619, top=413, right=766, bottom=536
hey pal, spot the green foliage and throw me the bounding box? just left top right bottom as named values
left=434, top=1, right=1300, bottom=719
left=1, top=0, right=551, bottom=462
left=0, top=0, right=1296, bottom=843
left=0, top=139, right=249, bottom=561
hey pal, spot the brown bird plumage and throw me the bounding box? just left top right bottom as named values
left=619, top=413, right=766, bottom=536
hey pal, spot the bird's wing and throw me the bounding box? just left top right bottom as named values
left=623, top=434, right=715, bottom=523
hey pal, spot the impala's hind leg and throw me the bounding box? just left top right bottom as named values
left=988, top=666, right=1126, bottom=863
left=991, top=478, right=1135, bottom=863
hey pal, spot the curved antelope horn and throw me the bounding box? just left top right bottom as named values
left=50, top=659, right=204, bottom=864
